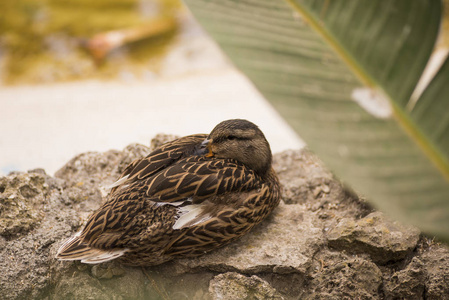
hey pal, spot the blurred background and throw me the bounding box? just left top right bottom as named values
left=0, top=0, right=304, bottom=176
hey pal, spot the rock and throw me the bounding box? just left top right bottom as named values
left=91, top=262, right=126, bottom=279
left=53, top=271, right=112, bottom=300
left=327, top=212, right=420, bottom=264
left=96, top=267, right=149, bottom=300
left=0, top=173, right=45, bottom=237
left=55, top=142, right=152, bottom=189
left=273, top=149, right=335, bottom=205
left=306, top=250, right=383, bottom=299
left=2, top=143, right=449, bottom=300
left=421, top=245, right=449, bottom=299
left=54, top=143, right=152, bottom=221
left=273, top=149, right=372, bottom=232
left=175, top=202, right=324, bottom=275
left=52, top=263, right=156, bottom=300
left=209, top=272, right=283, bottom=300
left=54, top=150, right=123, bottom=187
left=54, top=137, right=171, bottom=193
left=383, top=257, right=425, bottom=299
left=139, top=267, right=214, bottom=300
left=0, top=172, right=81, bottom=299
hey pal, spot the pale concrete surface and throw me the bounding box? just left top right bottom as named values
left=0, top=69, right=304, bottom=176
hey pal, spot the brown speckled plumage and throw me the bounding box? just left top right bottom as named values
left=56, top=119, right=281, bottom=266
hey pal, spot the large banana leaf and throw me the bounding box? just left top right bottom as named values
left=184, top=0, right=449, bottom=240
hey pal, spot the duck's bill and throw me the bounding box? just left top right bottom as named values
left=194, top=139, right=214, bottom=157
left=205, top=149, right=214, bottom=157
left=201, top=139, right=210, bottom=148
left=200, top=139, right=214, bottom=157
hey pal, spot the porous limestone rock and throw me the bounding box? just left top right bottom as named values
left=0, top=141, right=448, bottom=300
left=327, top=211, right=421, bottom=264
left=306, top=250, right=383, bottom=299
left=209, top=272, right=283, bottom=300
left=383, top=257, right=425, bottom=299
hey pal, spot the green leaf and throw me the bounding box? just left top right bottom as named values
left=412, top=56, right=449, bottom=158
left=184, top=0, right=449, bottom=240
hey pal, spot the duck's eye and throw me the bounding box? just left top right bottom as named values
left=228, top=135, right=237, bottom=140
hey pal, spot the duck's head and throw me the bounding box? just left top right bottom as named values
left=201, top=119, right=272, bottom=176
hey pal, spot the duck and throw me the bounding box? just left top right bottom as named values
left=56, top=119, right=281, bottom=266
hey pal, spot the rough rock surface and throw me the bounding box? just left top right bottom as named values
left=209, top=272, right=283, bottom=300
left=306, top=250, right=383, bottom=299
left=327, top=211, right=421, bottom=264
left=383, top=257, right=425, bottom=299
left=420, top=246, right=449, bottom=299
left=0, top=170, right=80, bottom=299
left=1, top=136, right=449, bottom=299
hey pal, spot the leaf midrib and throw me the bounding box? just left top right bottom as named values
left=285, top=0, right=449, bottom=183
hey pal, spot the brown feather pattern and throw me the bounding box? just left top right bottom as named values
left=56, top=120, right=281, bottom=266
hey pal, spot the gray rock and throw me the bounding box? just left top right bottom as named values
left=273, top=149, right=372, bottom=232
left=383, top=257, right=425, bottom=300
left=175, top=202, right=324, bottom=275
left=306, top=250, right=383, bottom=299
left=53, top=271, right=112, bottom=300
left=327, top=211, right=420, bottom=264
left=54, top=149, right=123, bottom=187
left=273, top=149, right=335, bottom=205
left=91, top=263, right=126, bottom=279
left=2, top=143, right=449, bottom=300
left=209, top=272, right=283, bottom=300
left=52, top=262, right=162, bottom=300
left=0, top=172, right=80, bottom=299
left=421, top=245, right=449, bottom=299
left=0, top=172, right=46, bottom=237
left=54, top=141, right=157, bottom=188
left=93, top=267, right=149, bottom=300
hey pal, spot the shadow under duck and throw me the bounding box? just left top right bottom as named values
left=56, top=119, right=281, bottom=266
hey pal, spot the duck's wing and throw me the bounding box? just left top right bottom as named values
left=109, top=134, right=207, bottom=193
left=143, top=156, right=261, bottom=203
left=57, top=134, right=206, bottom=263
left=56, top=157, right=262, bottom=263
left=106, top=157, right=262, bottom=232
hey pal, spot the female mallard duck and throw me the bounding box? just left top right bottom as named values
left=56, top=119, right=281, bottom=266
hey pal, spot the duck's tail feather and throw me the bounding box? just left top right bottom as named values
left=55, top=231, right=127, bottom=264
left=173, top=204, right=211, bottom=230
